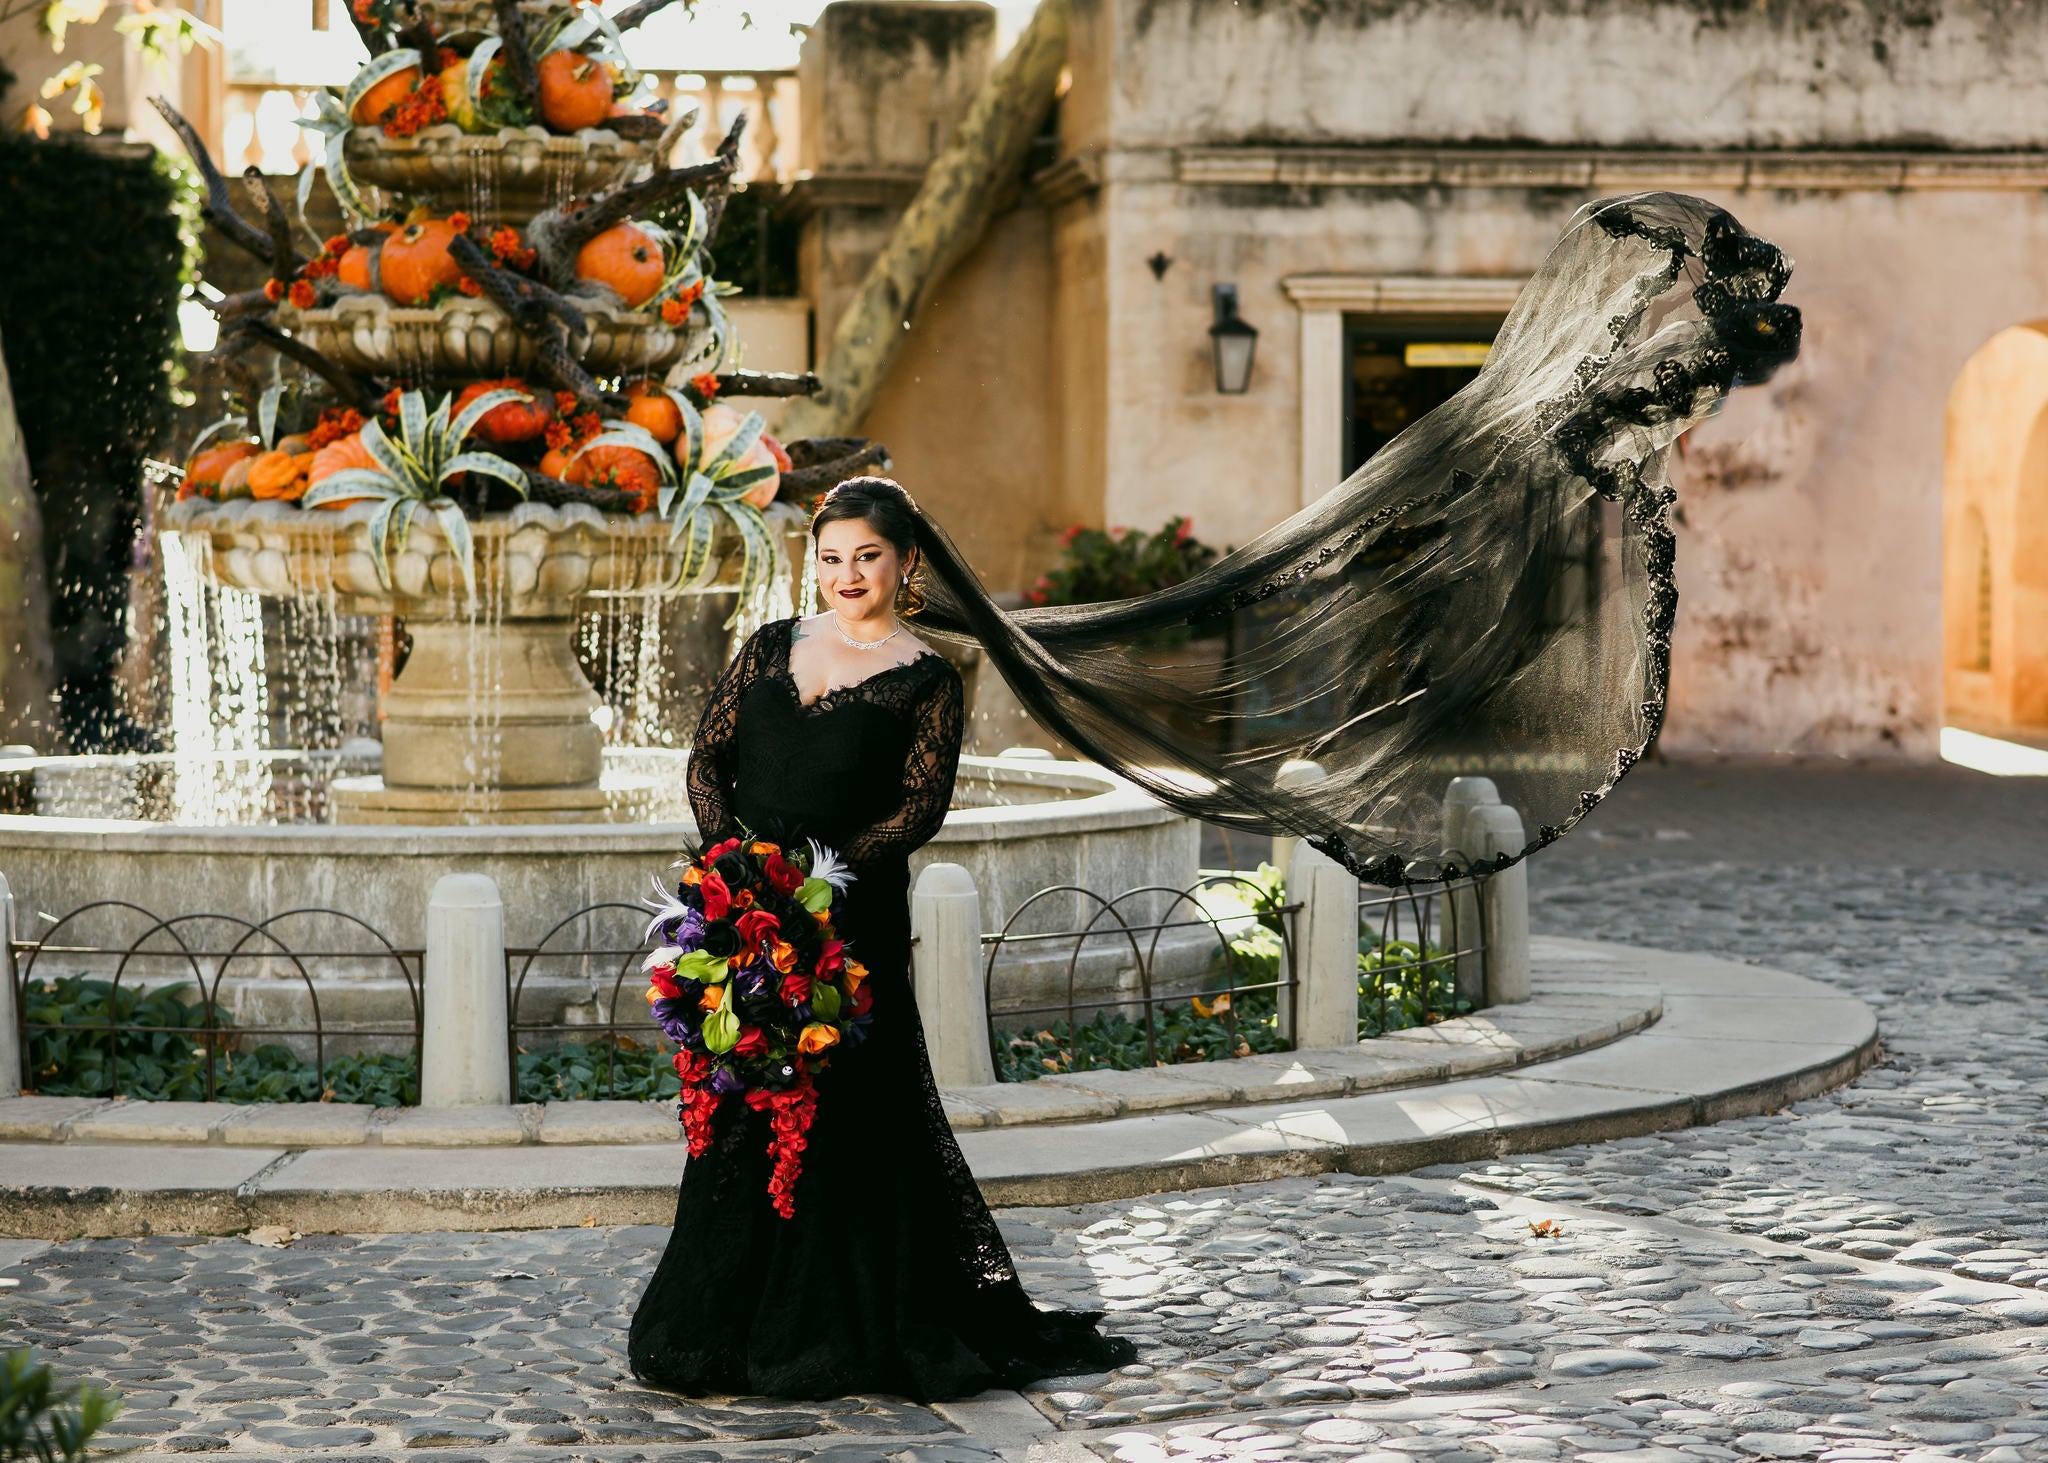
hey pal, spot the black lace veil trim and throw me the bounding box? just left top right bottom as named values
left=902, top=192, right=1800, bottom=885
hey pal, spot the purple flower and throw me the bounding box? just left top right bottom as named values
left=671, top=907, right=705, bottom=946
left=709, top=1066, right=745, bottom=1095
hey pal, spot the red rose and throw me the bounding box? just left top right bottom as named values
left=780, top=972, right=811, bottom=1006
left=647, top=970, right=681, bottom=1001
left=735, top=909, right=780, bottom=952
left=764, top=852, right=803, bottom=895
left=699, top=871, right=731, bottom=921
left=850, top=983, right=873, bottom=1017
left=705, top=837, right=742, bottom=862
left=734, top=1025, right=768, bottom=1057
left=817, top=939, right=844, bottom=975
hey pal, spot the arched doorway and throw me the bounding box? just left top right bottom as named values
left=1943, top=321, right=2048, bottom=736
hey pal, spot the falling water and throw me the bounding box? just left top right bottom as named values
left=160, top=530, right=273, bottom=824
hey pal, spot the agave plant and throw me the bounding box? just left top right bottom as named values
left=566, top=397, right=778, bottom=620
left=301, top=388, right=529, bottom=595
left=642, top=192, right=738, bottom=368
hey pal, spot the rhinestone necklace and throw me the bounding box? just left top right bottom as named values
left=833, top=615, right=901, bottom=651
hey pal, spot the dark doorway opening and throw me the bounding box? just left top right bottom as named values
left=1344, top=317, right=1503, bottom=476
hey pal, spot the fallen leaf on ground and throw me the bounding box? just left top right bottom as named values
left=1527, top=1218, right=1563, bottom=1238
left=244, top=1226, right=299, bottom=1248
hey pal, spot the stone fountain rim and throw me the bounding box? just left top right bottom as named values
left=0, top=755, right=1182, bottom=851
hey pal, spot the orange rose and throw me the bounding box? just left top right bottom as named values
left=842, top=958, right=868, bottom=993
left=797, top=1024, right=840, bottom=1056
left=698, top=986, right=723, bottom=1011
left=768, top=939, right=797, bottom=974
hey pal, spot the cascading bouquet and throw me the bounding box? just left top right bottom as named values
left=643, top=835, right=872, bottom=1217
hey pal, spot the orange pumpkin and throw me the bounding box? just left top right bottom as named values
left=308, top=433, right=381, bottom=509
left=352, top=65, right=423, bottom=126
left=336, top=244, right=375, bottom=291
left=538, top=50, right=615, bottom=133
left=380, top=218, right=465, bottom=307
left=575, top=222, right=664, bottom=308
left=248, top=449, right=315, bottom=500
left=308, top=431, right=377, bottom=486
left=453, top=379, right=554, bottom=444
left=180, top=439, right=260, bottom=500
left=216, top=455, right=258, bottom=501
left=568, top=442, right=662, bottom=513
left=621, top=379, right=682, bottom=444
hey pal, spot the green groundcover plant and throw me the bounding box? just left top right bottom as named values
left=21, top=975, right=677, bottom=1105
left=1, top=1349, right=118, bottom=1463
left=993, top=867, right=1474, bottom=1081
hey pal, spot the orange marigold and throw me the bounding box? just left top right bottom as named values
left=447, top=211, right=471, bottom=234
left=573, top=411, right=602, bottom=440
left=543, top=420, right=573, bottom=449
left=553, top=391, right=581, bottom=417
left=458, top=277, right=483, bottom=296
left=659, top=297, right=689, bottom=326
left=263, top=278, right=285, bottom=303
left=690, top=371, right=721, bottom=400
left=305, top=407, right=365, bottom=449
left=287, top=280, right=317, bottom=309
left=324, top=233, right=351, bottom=258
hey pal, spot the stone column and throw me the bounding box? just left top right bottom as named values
left=1281, top=840, right=1361, bottom=1050
left=1442, top=775, right=1500, bottom=1009
left=790, top=2, right=999, bottom=344
left=1269, top=758, right=1329, bottom=873
left=0, top=873, right=21, bottom=1096
left=910, top=861, right=996, bottom=1087
left=421, top=873, right=511, bottom=1106
left=1471, top=804, right=1531, bottom=1005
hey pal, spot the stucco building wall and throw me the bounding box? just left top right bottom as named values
left=803, top=0, right=2048, bottom=756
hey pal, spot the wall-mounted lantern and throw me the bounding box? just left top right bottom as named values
left=1209, top=284, right=1259, bottom=395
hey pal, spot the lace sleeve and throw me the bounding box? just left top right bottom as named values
left=842, top=664, right=965, bottom=866
left=686, top=621, right=782, bottom=844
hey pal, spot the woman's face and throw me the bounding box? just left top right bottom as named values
left=816, top=515, right=908, bottom=625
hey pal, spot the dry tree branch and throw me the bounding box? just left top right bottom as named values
left=612, top=0, right=689, bottom=32
left=447, top=235, right=621, bottom=414
left=150, top=97, right=275, bottom=263
left=219, top=318, right=389, bottom=413
left=701, top=113, right=747, bottom=244
left=715, top=370, right=820, bottom=399
left=525, top=473, right=638, bottom=512
left=241, top=167, right=304, bottom=285
left=492, top=0, right=542, bottom=112
left=777, top=440, right=894, bottom=501
left=526, top=155, right=737, bottom=286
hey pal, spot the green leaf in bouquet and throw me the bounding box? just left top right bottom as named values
left=702, top=1002, right=739, bottom=1055
left=797, top=877, right=833, bottom=914
left=809, top=983, right=841, bottom=1023
left=674, top=951, right=729, bottom=984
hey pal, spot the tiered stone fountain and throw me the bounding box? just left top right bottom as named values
left=159, top=0, right=832, bottom=823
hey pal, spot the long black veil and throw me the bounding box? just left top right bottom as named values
left=901, top=193, right=1800, bottom=885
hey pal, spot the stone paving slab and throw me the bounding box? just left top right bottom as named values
left=225, top=1103, right=376, bottom=1148
left=66, top=1100, right=251, bottom=1144
left=0, top=1095, right=108, bottom=1140
left=376, top=1105, right=534, bottom=1146
left=536, top=1100, right=679, bottom=1145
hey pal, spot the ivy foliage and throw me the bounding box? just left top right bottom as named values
left=0, top=1348, right=119, bottom=1463
left=0, top=133, right=200, bottom=750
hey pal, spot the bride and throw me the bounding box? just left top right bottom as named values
left=629, top=477, right=1137, bottom=1400
left=630, top=190, right=1800, bottom=1401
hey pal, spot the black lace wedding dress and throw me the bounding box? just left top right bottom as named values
left=628, top=617, right=1136, bottom=1401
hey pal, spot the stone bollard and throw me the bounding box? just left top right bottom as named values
left=1270, top=758, right=1329, bottom=873
left=1442, top=776, right=1501, bottom=1010
left=910, top=862, right=997, bottom=1088
left=1471, top=803, right=1531, bottom=1005
left=0, top=873, right=19, bottom=1096
left=421, top=873, right=511, bottom=1106
left=1280, top=839, right=1362, bottom=1049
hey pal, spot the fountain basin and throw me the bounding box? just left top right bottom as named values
left=278, top=293, right=698, bottom=379
left=0, top=753, right=1197, bottom=1004
left=342, top=123, right=663, bottom=225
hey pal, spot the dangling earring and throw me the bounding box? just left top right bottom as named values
left=896, top=561, right=927, bottom=618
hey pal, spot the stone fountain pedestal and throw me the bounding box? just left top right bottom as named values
left=160, top=497, right=799, bottom=826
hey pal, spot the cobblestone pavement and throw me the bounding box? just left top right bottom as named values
left=8, top=762, right=2048, bottom=1462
